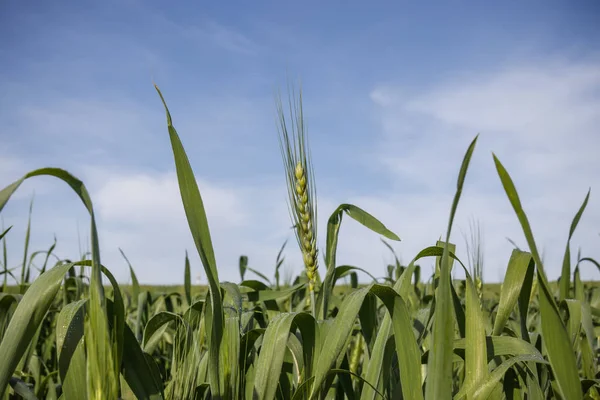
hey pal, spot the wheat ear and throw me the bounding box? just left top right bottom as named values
left=276, top=84, right=318, bottom=314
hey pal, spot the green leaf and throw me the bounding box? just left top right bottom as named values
left=274, top=240, right=287, bottom=290
left=0, top=167, right=116, bottom=398
left=134, top=291, right=150, bottom=342
left=446, top=335, right=543, bottom=360
left=182, top=299, right=205, bottom=331
left=360, top=330, right=396, bottom=400
left=360, top=242, right=468, bottom=400
left=580, top=303, right=596, bottom=376
left=119, top=248, right=139, bottom=304
left=121, top=320, right=164, bottom=400
left=221, top=282, right=243, bottom=317
left=143, top=312, right=184, bottom=353
left=463, top=272, right=488, bottom=398
left=184, top=251, right=192, bottom=306
left=559, top=189, right=590, bottom=301
left=155, top=84, right=225, bottom=398
left=493, top=153, right=583, bottom=400
left=56, top=299, right=87, bottom=400
left=38, top=236, right=57, bottom=275
left=578, top=257, right=600, bottom=275
left=425, top=135, right=478, bottom=400
left=333, top=265, right=379, bottom=285
left=240, top=281, right=306, bottom=302
left=220, top=314, right=241, bottom=399
left=0, top=262, right=74, bottom=394
left=239, top=255, right=248, bottom=282
left=78, top=260, right=126, bottom=373
left=0, top=226, right=11, bottom=242
left=340, top=204, right=401, bottom=241
left=253, top=312, right=316, bottom=400
left=369, top=284, right=423, bottom=400
left=246, top=267, right=272, bottom=286
left=319, top=203, right=400, bottom=320
left=561, top=299, right=582, bottom=347
left=311, top=284, right=422, bottom=400
left=470, top=355, right=549, bottom=400
left=492, top=250, right=534, bottom=337
left=20, top=196, right=34, bottom=288
left=358, top=292, right=378, bottom=353
left=574, top=265, right=584, bottom=303
left=0, top=294, right=18, bottom=343
left=0, top=168, right=104, bottom=304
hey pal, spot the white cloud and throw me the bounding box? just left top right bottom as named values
left=17, top=99, right=151, bottom=144
left=369, top=58, right=600, bottom=281
left=0, top=156, right=25, bottom=188
left=83, top=167, right=298, bottom=284
left=94, top=171, right=248, bottom=228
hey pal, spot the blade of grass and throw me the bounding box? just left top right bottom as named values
left=56, top=299, right=87, bottom=400
left=184, top=251, right=192, bottom=306
left=318, top=203, right=400, bottom=320
left=119, top=248, right=139, bottom=304
left=274, top=239, right=287, bottom=290
left=253, top=312, right=316, bottom=400
left=425, top=135, right=478, bottom=400
left=247, top=267, right=273, bottom=286
left=38, top=237, right=57, bottom=275
left=492, top=250, right=534, bottom=337
left=463, top=271, right=488, bottom=398
left=1, top=223, right=9, bottom=292
left=311, top=284, right=422, bottom=400
left=559, top=189, right=590, bottom=301
left=0, top=262, right=76, bottom=393
left=239, top=255, right=248, bottom=282
left=493, top=153, right=583, bottom=400
left=155, top=84, right=224, bottom=398
left=120, top=319, right=165, bottom=400
left=20, top=196, right=34, bottom=291
left=143, top=312, right=184, bottom=353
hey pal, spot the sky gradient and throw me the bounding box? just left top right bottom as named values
left=1, top=0, right=600, bottom=285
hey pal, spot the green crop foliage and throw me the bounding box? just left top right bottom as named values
left=0, top=83, right=598, bottom=400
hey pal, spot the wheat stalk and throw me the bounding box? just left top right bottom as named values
left=275, top=83, right=319, bottom=314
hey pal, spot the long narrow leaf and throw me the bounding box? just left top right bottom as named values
left=493, top=154, right=582, bottom=400
left=559, top=189, right=590, bottom=301
left=425, top=135, right=478, bottom=400
left=155, top=85, right=224, bottom=397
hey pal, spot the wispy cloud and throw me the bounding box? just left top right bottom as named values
left=201, top=20, right=261, bottom=55
left=146, top=10, right=262, bottom=57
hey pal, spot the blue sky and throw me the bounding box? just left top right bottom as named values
left=1, top=0, right=599, bottom=285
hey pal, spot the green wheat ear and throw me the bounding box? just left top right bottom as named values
left=276, top=83, right=318, bottom=312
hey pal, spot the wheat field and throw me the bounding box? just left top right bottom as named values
left=0, top=84, right=599, bottom=399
